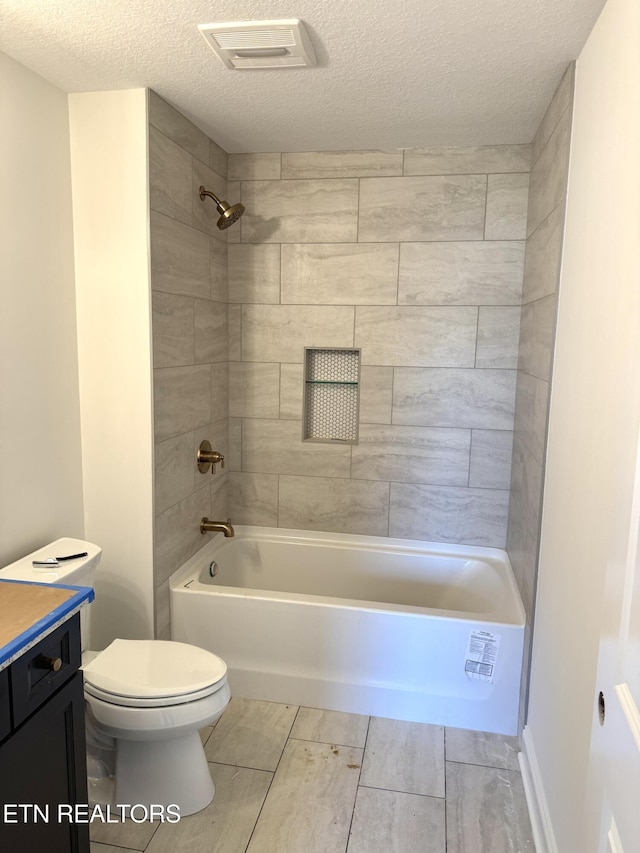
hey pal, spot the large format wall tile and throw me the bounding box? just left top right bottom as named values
left=210, top=236, right=228, bottom=302
left=513, top=370, right=549, bottom=465
left=229, top=362, right=280, bottom=418
left=404, top=144, right=531, bottom=176
left=527, top=106, right=572, bottom=237
left=531, top=64, right=574, bottom=164
left=154, top=431, right=195, bottom=515
left=355, top=307, right=478, bottom=367
left=149, top=90, right=209, bottom=166
left=279, top=363, right=304, bottom=420
left=150, top=211, right=210, bottom=298
left=210, top=361, right=229, bottom=423
left=242, top=305, right=354, bottom=363
left=484, top=174, right=529, bottom=240
left=389, top=483, right=509, bottom=547
left=149, top=126, right=193, bottom=225
left=241, top=179, right=359, bottom=243
left=278, top=476, right=390, bottom=536
left=358, top=175, right=486, bottom=242
left=154, top=487, right=211, bottom=585
left=507, top=434, right=543, bottom=613
left=351, top=425, right=470, bottom=486
left=476, top=306, right=520, bottom=369
left=228, top=152, right=281, bottom=181
left=521, top=203, right=563, bottom=303
left=209, top=138, right=228, bottom=180
left=518, top=295, right=556, bottom=380
left=228, top=244, right=281, bottom=303
left=228, top=305, right=242, bottom=360
left=228, top=418, right=242, bottom=471
left=243, top=420, right=351, bottom=477
left=359, top=366, right=393, bottom=424
left=398, top=241, right=525, bottom=306
left=154, top=364, right=212, bottom=442
left=281, top=243, right=399, bottom=305
left=393, top=368, right=517, bottom=430
left=282, top=149, right=403, bottom=179
left=194, top=300, right=228, bottom=364
left=152, top=292, right=194, bottom=368
left=228, top=472, right=279, bottom=526
left=469, top=429, right=513, bottom=490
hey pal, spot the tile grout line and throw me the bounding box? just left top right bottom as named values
left=444, top=727, right=449, bottom=852
left=240, top=707, right=301, bottom=853
left=343, top=714, right=372, bottom=852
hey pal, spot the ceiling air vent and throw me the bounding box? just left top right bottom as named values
left=198, top=19, right=317, bottom=70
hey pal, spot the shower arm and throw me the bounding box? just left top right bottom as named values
left=200, top=187, right=231, bottom=212
left=199, top=187, right=221, bottom=204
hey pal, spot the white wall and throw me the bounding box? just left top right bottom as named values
left=69, top=90, right=155, bottom=647
left=525, top=0, right=640, bottom=849
left=0, top=52, right=84, bottom=565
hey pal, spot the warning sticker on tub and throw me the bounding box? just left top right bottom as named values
left=465, top=630, right=500, bottom=682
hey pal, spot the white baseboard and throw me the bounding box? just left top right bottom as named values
left=519, top=725, right=558, bottom=853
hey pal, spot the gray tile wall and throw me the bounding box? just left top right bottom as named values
left=226, top=144, right=531, bottom=547
left=506, top=64, right=575, bottom=727
left=149, top=91, right=230, bottom=638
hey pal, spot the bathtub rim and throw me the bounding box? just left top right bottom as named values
left=169, top=526, right=526, bottom=627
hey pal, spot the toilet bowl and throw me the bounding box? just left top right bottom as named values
left=0, top=538, right=231, bottom=817
left=83, top=638, right=231, bottom=815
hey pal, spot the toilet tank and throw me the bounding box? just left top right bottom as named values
left=0, top=538, right=102, bottom=651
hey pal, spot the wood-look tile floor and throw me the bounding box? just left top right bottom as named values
left=90, top=697, right=535, bottom=853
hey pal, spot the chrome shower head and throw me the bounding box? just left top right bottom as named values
left=199, top=185, right=245, bottom=231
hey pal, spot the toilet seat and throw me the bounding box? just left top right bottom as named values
left=82, top=638, right=227, bottom=705
left=84, top=677, right=227, bottom=708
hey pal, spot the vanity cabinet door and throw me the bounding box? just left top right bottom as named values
left=0, top=671, right=89, bottom=853
left=0, top=668, right=10, bottom=742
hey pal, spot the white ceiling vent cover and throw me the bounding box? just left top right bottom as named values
left=198, top=19, right=316, bottom=70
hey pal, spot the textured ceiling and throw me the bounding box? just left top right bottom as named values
left=0, top=0, right=606, bottom=153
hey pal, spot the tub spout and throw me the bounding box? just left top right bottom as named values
left=200, top=517, right=234, bottom=537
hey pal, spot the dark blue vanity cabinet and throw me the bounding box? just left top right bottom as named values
left=0, top=614, right=90, bottom=853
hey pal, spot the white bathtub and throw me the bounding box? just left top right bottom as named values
left=170, top=526, right=525, bottom=734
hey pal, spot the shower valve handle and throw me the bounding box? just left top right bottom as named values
left=197, top=440, right=225, bottom=474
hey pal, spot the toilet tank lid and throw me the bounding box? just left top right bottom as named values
left=82, top=639, right=227, bottom=699
left=0, top=538, right=101, bottom=585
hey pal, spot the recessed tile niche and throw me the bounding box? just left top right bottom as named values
left=303, top=348, right=361, bottom=444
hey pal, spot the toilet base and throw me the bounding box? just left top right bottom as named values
left=115, top=731, right=214, bottom=816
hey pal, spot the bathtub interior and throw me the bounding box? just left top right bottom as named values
left=183, top=527, right=521, bottom=621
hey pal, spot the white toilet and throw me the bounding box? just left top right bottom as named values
left=0, top=538, right=231, bottom=816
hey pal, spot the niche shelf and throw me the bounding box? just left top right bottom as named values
left=303, top=348, right=361, bottom=444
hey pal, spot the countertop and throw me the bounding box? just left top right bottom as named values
left=0, top=579, right=93, bottom=672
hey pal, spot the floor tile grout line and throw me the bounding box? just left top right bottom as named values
left=444, top=727, right=449, bottom=852
left=343, top=714, right=372, bottom=852
left=240, top=707, right=301, bottom=852
left=288, top=735, right=369, bottom=749
left=445, top=757, right=522, bottom=772
left=356, top=782, right=446, bottom=801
